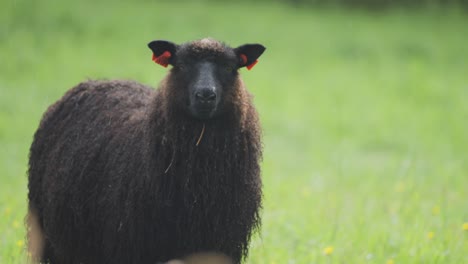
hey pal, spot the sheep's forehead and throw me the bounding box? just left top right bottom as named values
left=191, top=38, right=225, bottom=51
left=181, top=38, right=233, bottom=58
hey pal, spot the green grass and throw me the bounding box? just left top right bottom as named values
left=1, top=0, right=467, bottom=263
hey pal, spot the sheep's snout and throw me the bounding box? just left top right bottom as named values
left=191, top=86, right=218, bottom=119
left=195, top=89, right=217, bottom=104
left=189, top=62, right=221, bottom=119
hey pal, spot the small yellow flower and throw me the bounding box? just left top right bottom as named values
left=386, top=259, right=395, bottom=264
left=301, top=187, right=311, bottom=198
left=16, top=240, right=24, bottom=248
left=431, top=205, right=440, bottom=215
left=12, top=220, right=20, bottom=229
left=323, top=246, right=334, bottom=255
left=463, top=222, right=468, bottom=231
left=4, top=207, right=11, bottom=216
left=394, top=182, right=405, bottom=193
left=427, top=231, right=434, bottom=239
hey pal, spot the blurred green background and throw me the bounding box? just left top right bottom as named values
left=1, top=0, right=467, bottom=263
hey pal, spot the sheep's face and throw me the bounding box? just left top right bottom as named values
left=148, top=38, right=265, bottom=120
left=173, top=57, right=237, bottom=120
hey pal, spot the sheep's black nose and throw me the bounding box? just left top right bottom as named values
left=195, top=90, right=216, bottom=103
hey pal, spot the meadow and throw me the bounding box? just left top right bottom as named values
left=0, top=0, right=467, bottom=263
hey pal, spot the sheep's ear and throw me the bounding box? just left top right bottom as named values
left=234, top=44, right=266, bottom=70
left=148, top=40, right=178, bottom=68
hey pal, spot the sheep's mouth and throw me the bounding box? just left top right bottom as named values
left=191, top=105, right=217, bottom=119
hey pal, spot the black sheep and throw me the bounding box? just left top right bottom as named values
left=27, top=38, right=266, bottom=264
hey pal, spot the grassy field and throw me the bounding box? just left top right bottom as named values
left=1, top=0, right=467, bottom=263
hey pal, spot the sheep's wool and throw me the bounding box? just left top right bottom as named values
left=189, top=38, right=227, bottom=54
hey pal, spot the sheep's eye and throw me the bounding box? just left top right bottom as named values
left=177, top=65, right=186, bottom=71
left=225, top=66, right=234, bottom=72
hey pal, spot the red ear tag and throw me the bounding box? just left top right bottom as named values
left=246, top=60, right=258, bottom=70
left=152, top=51, right=172, bottom=67
left=240, top=54, right=258, bottom=70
